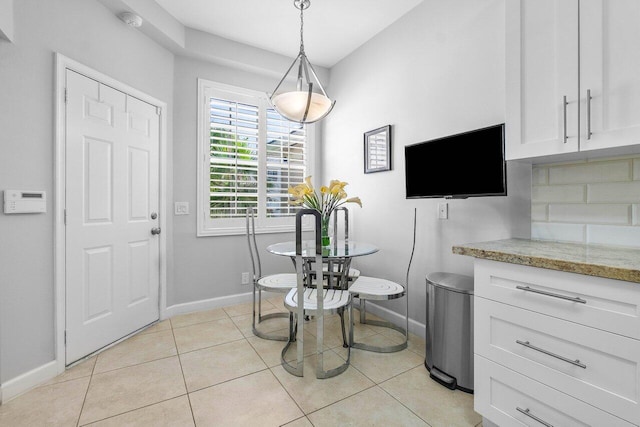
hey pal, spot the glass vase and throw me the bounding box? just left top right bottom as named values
left=321, top=215, right=331, bottom=247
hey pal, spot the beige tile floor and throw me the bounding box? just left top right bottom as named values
left=0, top=296, right=482, bottom=427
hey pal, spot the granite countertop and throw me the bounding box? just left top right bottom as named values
left=452, top=238, right=640, bottom=284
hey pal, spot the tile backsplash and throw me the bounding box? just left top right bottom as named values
left=532, top=154, right=640, bottom=248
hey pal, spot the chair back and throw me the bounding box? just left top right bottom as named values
left=246, top=207, right=261, bottom=281
left=332, top=206, right=349, bottom=243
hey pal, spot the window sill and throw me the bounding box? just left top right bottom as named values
left=197, top=223, right=310, bottom=237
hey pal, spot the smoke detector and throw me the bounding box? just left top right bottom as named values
left=119, top=12, right=142, bottom=28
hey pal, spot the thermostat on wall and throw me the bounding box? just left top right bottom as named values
left=3, top=190, right=46, bottom=214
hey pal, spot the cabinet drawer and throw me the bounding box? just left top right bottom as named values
left=476, top=297, right=640, bottom=424
left=475, top=355, right=634, bottom=427
left=474, top=258, right=640, bottom=339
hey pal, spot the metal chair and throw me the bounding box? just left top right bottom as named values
left=305, top=206, right=358, bottom=347
left=325, top=207, right=360, bottom=282
left=348, top=276, right=408, bottom=352
left=246, top=207, right=296, bottom=341
left=347, top=209, right=416, bottom=353
left=281, top=209, right=352, bottom=378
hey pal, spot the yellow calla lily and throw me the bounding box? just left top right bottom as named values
left=287, top=176, right=361, bottom=220
left=346, top=197, right=362, bottom=207
left=304, top=176, right=314, bottom=190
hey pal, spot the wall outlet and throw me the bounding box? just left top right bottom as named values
left=241, top=272, right=250, bottom=285
left=438, top=202, right=448, bottom=220
left=174, top=202, right=189, bottom=215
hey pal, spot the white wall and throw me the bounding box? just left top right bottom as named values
left=0, top=0, right=174, bottom=383
left=323, top=0, right=531, bottom=326
left=532, top=154, right=640, bottom=247
left=169, top=55, right=322, bottom=306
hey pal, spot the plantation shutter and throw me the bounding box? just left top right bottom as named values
left=208, top=97, right=259, bottom=218
left=265, top=109, right=307, bottom=217
left=198, top=79, right=315, bottom=236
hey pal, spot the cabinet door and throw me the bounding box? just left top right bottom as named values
left=475, top=356, right=635, bottom=427
left=580, top=0, right=640, bottom=152
left=505, top=0, right=580, bottom=160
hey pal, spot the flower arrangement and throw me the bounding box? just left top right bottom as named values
left=288, top=176, right=362, bottom=245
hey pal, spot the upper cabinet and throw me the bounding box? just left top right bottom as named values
left=506, top=0, right=640, bottom=161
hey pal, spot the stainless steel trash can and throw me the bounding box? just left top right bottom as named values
left=425, top=272, right=474, bottom=393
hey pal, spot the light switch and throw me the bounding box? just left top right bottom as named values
left=437, top=202, right=448, bottom=220
left=174, top=202, right=189, bottom=215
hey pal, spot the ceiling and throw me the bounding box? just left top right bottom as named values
left=154, top=0, right=424, bottom=68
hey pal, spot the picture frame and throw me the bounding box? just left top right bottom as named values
left=364, top=125, right=392, bottom=174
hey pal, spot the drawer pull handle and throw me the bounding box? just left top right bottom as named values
left=586, top=89, right=593, bottom=140
left=516, top=407, right=554, bottom=427
left=515, top=285, right=586, bottom=304
left=516, top=340, right=587, bottom=369
left=562, top=95, right=568, bottom=144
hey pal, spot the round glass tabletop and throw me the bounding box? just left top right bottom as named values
left=266, top=240, right=379, bottom=259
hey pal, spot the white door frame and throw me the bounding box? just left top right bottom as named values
left=53, top=53, right=168, bottom=374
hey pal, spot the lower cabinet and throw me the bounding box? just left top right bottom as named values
left=475, top=356, right=634, bottom=427
left=473, top=260, right=640, bottom=426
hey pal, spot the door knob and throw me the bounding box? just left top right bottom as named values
left=151, top=227, right=161, bottom=235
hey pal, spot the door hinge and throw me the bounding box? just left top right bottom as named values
left=156, top=106, right=161, bottom=116
left=64, top=88, right=68, bottom=103
left=64, top=330, right=67, bottom=344
left=64, top=209, right=67, bottom=225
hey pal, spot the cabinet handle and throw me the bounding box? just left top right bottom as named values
left=586, top=89, right=592, bottom=140
left=563, top=95, right=568, bottom=143
left=516, top=407, right=554, bottom=427
left=516, top=340, right=587, bottom=369
left=515, top=285, right=586, bottom=304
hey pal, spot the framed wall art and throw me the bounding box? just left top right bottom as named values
left=364, top=125, right=392, bottom=173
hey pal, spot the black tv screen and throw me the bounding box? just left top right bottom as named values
left=405, top=123, right=506, bottom=199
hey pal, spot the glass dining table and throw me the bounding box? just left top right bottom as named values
left=266, top=240, right=379, bottom=289
left=266, top=238, right=378, bottom=349
left=266, top=239, right=379, bottom=260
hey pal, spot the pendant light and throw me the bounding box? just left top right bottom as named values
left=268, top=0, right=335, bottom=123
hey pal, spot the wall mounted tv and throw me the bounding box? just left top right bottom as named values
left=405, top=123, right=506, bottom=199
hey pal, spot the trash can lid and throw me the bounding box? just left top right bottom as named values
left=425, top=272, right=474, bottom=294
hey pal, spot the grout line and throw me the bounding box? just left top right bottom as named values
left=376, top=382, right=435, bottom=427
left=175, top=335, right=247, bottom=357
left=267, top=365, right=308, bottom=417
left=171, top=322, right=198, bottom=427
left=170, top=315, right=233, bottom=331
left=185, top=363, right=272, bottom=395
left=91, top=353, right=178, bottom=376
left=76, top=394, right=190, bottom=426
left=75, top=354, right=98, bottom=427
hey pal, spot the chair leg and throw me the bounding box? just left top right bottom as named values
left=352, top=297, right=408, bottom=353
left=316, top=304, right=351, bottom=379
left=339, top=309, right=348, bottom=348
left=281, top=311, right=304, bottom=377
left=252, top=287, right=289, bottom=341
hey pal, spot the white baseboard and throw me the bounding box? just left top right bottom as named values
left=0, top=360, right=58, bottom=404
left=164, top=291, right=254, bottom=319
left=356, top=301, right=426, bottom=339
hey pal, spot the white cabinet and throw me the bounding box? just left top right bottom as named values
left=506, top=0, right=640, bottom=160
left=473, top=259, right=640, bottom=426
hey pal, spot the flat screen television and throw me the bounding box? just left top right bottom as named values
left=405, top=123, right=506, bottom=199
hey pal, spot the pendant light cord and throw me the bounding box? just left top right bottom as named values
left=299, top=1, right=305, bottom=54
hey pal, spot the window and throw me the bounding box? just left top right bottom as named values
left=197, top=79, right=315, bottom=236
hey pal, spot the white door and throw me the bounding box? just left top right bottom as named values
left=65, top=70, right=160, bottom=364
left=580, top=0, right=640, bottom=151
left=505, top=0, right=580, bottom=160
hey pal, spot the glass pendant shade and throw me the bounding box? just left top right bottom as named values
left=271, top=90, right=333, bottom=123
left=268, top=0, right=335, bottom=124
